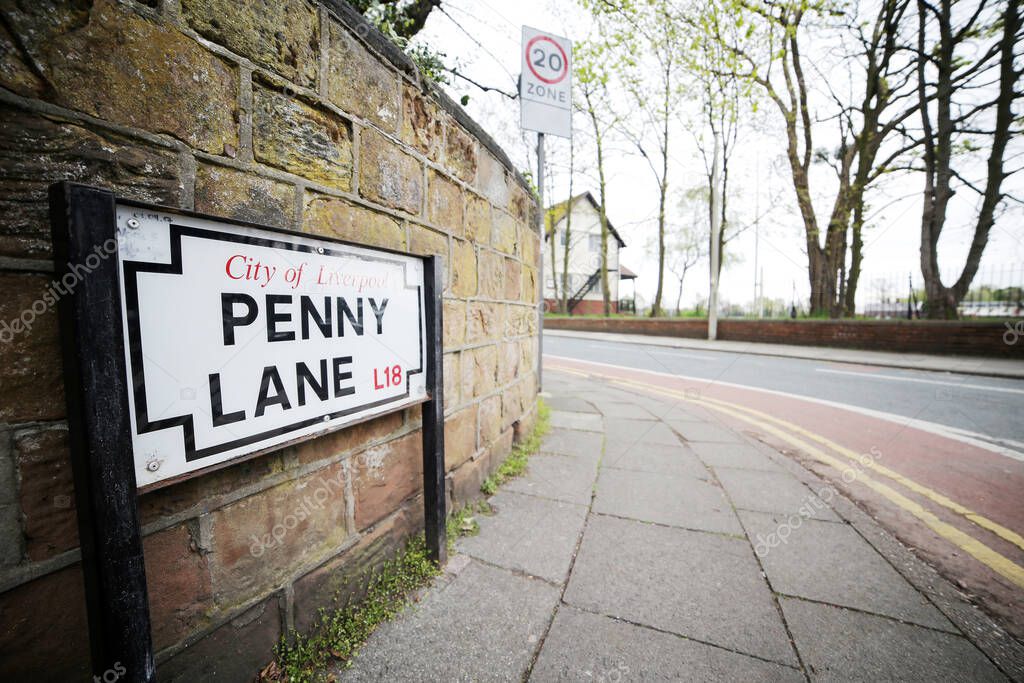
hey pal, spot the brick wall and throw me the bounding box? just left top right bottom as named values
left=544, top=317, right=1023, bottom=358
left=0, top=1, right=540, bottom=680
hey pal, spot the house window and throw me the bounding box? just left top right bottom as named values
left=589, top=234, right=601, bottom=251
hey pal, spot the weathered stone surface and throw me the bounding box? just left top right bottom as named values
left=138, top=452, right=286, bottom=525
left=464, top=192, right=491, bottom=245
left=182, top=0, right=320, bottom=88
left=0, top=274, right=65, bottom=422
left=145, top=523, right=213, bottom=650
left=498, top=340, right=521, bottom=386
left=521, top=265, right=538, bottom=303
left=401, top=86, right=444, bottom=161
left=209, top=463, right=348, bottom=602
left=353, top=433, right=422, bottom=530
left=408, top=224, right=448, bottom=257
left=478, top=395, right=502, bottom=446
left=443, top=299, right=466, bottom=348
left=467, top=301, right=503, bottom=344
left=254, top=87, right=353, bottom=189
left=445, top=406, right=478, bottom=471
left=304, top=193, right=405, bottom=250
left=477, top=249, right=504, bottom=300
left=504, top=258, right=522, bottom=301
left=15, top=426, right=75, bottom=561
left=475, top=150, right=509, bottom=207
left=450, top=447, right=493, bottom=507
left=292, top=501, right=421, bottom=633
left=492, top=210, right=519, bottom=256
left=521, top=227, right=541, bottom=268
left=450, top=239, right=477, bottom=297
left=427, top=170, right=463, bottom=235
left=462, top=344, right=498, bottom=399
left=160, top=596, right=281, bottom=683
left=328, top=20, right=400, bottom=131
left=0, top=20, right=46, bottom=97
left=293, top=411, right=404, bottom=467
left=12, top=0, right=238, bottom=154
left=508, top=184, right=531, bottom=223
left=194, top=163, right=294, bottom=228
left=443, top=351, right=460, bottom=408
left=359, top=128, right=423, bottom=214
left=0, top=104, right=182, bottom=257
left=505, top=304, right=537, bottom=337
left=444, top=119, right=477, bottom=183
left=0, top=564, right=90, bottom=681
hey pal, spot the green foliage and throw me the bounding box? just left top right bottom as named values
left=270, top=536, right=439, bottom=683
left=480, top=399, right=551, bottom=495
left=352, top=0, right=450, bottom=84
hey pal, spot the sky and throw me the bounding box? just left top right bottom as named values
left=414, top=0, right=1024, bottom=313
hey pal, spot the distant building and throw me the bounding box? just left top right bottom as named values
left=543, top=192, right=632, bottom=314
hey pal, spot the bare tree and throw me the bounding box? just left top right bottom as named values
left=914, top=0, right=1024, bottom=318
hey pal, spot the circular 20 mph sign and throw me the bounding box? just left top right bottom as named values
left=525, top=35, right=568, bottom=85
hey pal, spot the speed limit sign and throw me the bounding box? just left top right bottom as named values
left=520, top=26, right=572, bottom=138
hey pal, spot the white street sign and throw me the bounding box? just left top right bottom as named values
left=115, top=204, right=427, bottom=489
left=520, top=25, right=572, bottom=138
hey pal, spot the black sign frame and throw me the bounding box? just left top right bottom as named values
left=49, top=182, right=447, bottom=683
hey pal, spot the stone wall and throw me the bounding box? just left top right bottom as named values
left=544, top=317, right=1023, bottom=358
left=0, top=1, right=540, bottom=680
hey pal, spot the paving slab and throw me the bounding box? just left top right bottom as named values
left=563, top=514, right=798, bottom=666
left=673, top=422, right=749, bottom=443
left=715, top=468, right=840, bottom=521
left=537, top=428, right=604, bottom=459
left=456, top=490, right=587, bottom=584
left=504, top=453, right=597, bottom=506
left=529, top=606, right=804, bottom=682
left=779, top=597, right=1006, bottom=682
left=548, top=410, right=603, bottom=432
left=543, top=395, right=599, bottom=413
left=739, top=511, right=953, bottom=631
left=602, top=441, right=709, bottom=478
left=586, top=401, right=658, bottom=420
left=604, top=418, right=681, bottom=445
left=341, top=561, right=559, bottom=682
left=593, top=469, right=741, bottom=534
left=689, top=442, right=785, bottom=471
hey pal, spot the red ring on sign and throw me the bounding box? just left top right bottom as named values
left=526, top=35, right=568, bottom=85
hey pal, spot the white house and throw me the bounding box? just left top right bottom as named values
left=543, top=192, right=633, bottom=314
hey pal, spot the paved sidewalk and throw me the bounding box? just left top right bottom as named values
left=339, top=371, right=1018, bottom=681
left=546, top=329, right=1024, bottom=379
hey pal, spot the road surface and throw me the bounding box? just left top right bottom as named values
left=544, top=333, right=1024, bottom=644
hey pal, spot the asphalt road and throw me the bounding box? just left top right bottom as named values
left=545, top=334, right=1024, bottom=453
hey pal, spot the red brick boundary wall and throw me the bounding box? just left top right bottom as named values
left=0, top=1, right=540, bottom=679
left=544, top=317, right=1023, bottom=358
left=544, top=299, right=617, bottom=315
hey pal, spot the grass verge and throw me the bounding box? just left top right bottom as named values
left=480, top=398, right=550, bottom=495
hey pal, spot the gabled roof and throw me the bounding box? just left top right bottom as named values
left=545, top=192, right=626, bottom=248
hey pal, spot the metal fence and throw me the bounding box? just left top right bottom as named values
left=856, top=265, right=1024, bottom=318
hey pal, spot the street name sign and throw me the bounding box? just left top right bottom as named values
left=115, top=205, right=428, bottom=489
left=50, top=183, right=448, bottom=682
left=520, top=25, right=572, bottom=138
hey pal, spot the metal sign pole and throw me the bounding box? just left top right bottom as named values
left=537, top=131, right=545, bottom=392
left=420, top=254, right=447, bottom=564
left=49, top=183, right=156, bottom=683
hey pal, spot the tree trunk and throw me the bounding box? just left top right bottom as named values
left=560, top=141, right=575, bottom=314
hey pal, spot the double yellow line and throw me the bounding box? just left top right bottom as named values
left=549, top=364, right=1024, bottom=589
